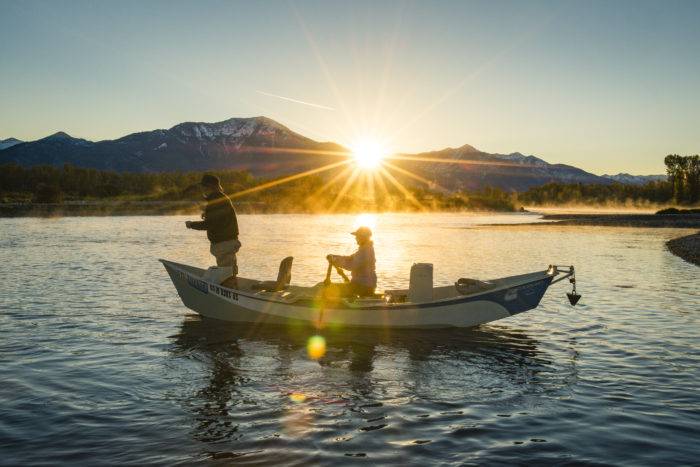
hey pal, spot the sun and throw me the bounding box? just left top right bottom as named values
left=353, top=213, right=377, bottom=232
left=350, top=138, right=388, bottom=169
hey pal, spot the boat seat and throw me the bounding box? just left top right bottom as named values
left=251, top=256, right=293, bottom=292
left=384, top=289, right=408, bottom=303
left=346, top=296, right=385, bottom=307
left=343, top=292, right=384, bottom=303
left=455, top=278, right=494, bottom=295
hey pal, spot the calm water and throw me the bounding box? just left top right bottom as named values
left=1, top=213, right=698, bottom=465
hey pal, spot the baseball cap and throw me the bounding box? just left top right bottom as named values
left=200, top=174, right=221, bottom=187
left=351, top=226, right=372, bottom=238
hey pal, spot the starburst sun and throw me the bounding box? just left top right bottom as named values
left=350, top=138, right=388, bottom=169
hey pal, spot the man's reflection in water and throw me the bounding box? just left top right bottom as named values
left=168, top=317, right=573, bottom=452
left=171, top=317, right=246, bottom=443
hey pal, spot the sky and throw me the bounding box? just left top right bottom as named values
left=1, top=0, right=699, bottom=175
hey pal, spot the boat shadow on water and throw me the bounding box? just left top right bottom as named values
left=166, top=315, right=577, bottom=456
left=169, top=315, right=548, bottom=374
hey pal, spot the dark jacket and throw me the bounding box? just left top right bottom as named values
left=189, top=191, right=239, bottom=243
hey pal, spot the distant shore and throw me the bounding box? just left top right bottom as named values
left=483, top=212, right=700, bottom=229
left=0, top=201, right=517, bottom=217
left=0, top=201, right=203, bottom=217
left=535, top=213, right=700, bottom=228
left=666, top=232, right=700, bottom=266
left=3, top=203, right=699, bottom=223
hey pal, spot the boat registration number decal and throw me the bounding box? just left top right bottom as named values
left=176, top=271, right=239, bottom=300
left=186, top=274, right=209, bottom=294
left=209, top=284, right=238, bottom=301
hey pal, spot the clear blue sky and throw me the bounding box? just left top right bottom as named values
left=2, top=0, right=699, bottom=174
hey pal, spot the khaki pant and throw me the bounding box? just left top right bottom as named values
left=335, top=282, right=376, bottom=298
left=210, top=239, right=241, bottom=275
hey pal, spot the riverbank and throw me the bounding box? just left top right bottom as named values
left=666, top=232, right=700, bottom=266
left=524, top=213, right=700, bottom=228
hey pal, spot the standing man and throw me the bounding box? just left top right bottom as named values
left=186, top=174, right=240, bottom=287
left=328, top=226, right=377, bottom=297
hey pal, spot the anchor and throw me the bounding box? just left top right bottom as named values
left=549, top=265, right=582, bottom=306
left=566, top=266, right=581, bottom=305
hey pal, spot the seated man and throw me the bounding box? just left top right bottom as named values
left=328, top=226, right=377, bottom=297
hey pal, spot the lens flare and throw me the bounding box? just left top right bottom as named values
left=289, top=392, right=307, bottom=403
left=306, top=335, right=327, bottom=360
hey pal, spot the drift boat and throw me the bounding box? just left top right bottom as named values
left=161, top=257, right=580, bottom=329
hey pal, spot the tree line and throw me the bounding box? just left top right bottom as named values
left=517, top=180, right=675, bottom=206
left=0, top=163, right=520, bottom=212
left=2, top=153, right=698, bottom=210
left=518, top=154, right=699, bottom=206
left=0, top=163, right=255, bottom=202
left=664, top=154, right=700, bottom=204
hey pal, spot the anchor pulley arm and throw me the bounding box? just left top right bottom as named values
left=549, top=265, right=575, bottom=285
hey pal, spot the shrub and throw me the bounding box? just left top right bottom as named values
left=33, top=184, right=64, bottom=204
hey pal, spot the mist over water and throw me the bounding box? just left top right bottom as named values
left=0, top=213, right=698, bottom=465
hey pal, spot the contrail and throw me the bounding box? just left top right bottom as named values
left=256, top=90, right=335, bottom=111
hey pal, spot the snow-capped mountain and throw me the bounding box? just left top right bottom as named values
left=492, top=151, right=549, bottom=167
left=0, top=117, right=343, bottom=174
left=601, top=173, right=666, bottom=185
left=391, top=144, right=612, bottom=191
left=0, top=137, right=22, bottom=150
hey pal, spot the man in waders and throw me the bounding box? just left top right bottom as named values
left=185, top=174, right=240, bottom=288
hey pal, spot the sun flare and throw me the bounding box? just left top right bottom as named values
left=353, top=213, right=377, bottom=232
left=350, top=138, right=388, bottom=169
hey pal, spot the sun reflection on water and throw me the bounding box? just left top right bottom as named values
left=289, top=392, right=307, bottom=403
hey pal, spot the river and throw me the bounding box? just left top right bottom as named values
left=0, top=213, right=698, bottom=465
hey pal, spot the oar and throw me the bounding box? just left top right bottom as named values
left=318, top=260, right=335, bottom=327
left=324, top=255, right=349, bottom=284
left=324, top=261, right=333, bottom=286
left=334, top=265, right=350, bottom=283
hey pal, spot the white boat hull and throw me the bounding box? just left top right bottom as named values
left=161, top=259, right=558, bottom=329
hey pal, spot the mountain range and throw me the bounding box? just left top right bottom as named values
left=0, top=117, right=665, bottom=192
left=0, top=138, right=23, bottom=151
left=601, top=173, right=666, bottom=185
left=390, top=145, right=615, bottom=192
left=0, top=118, right=342, bottom=176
